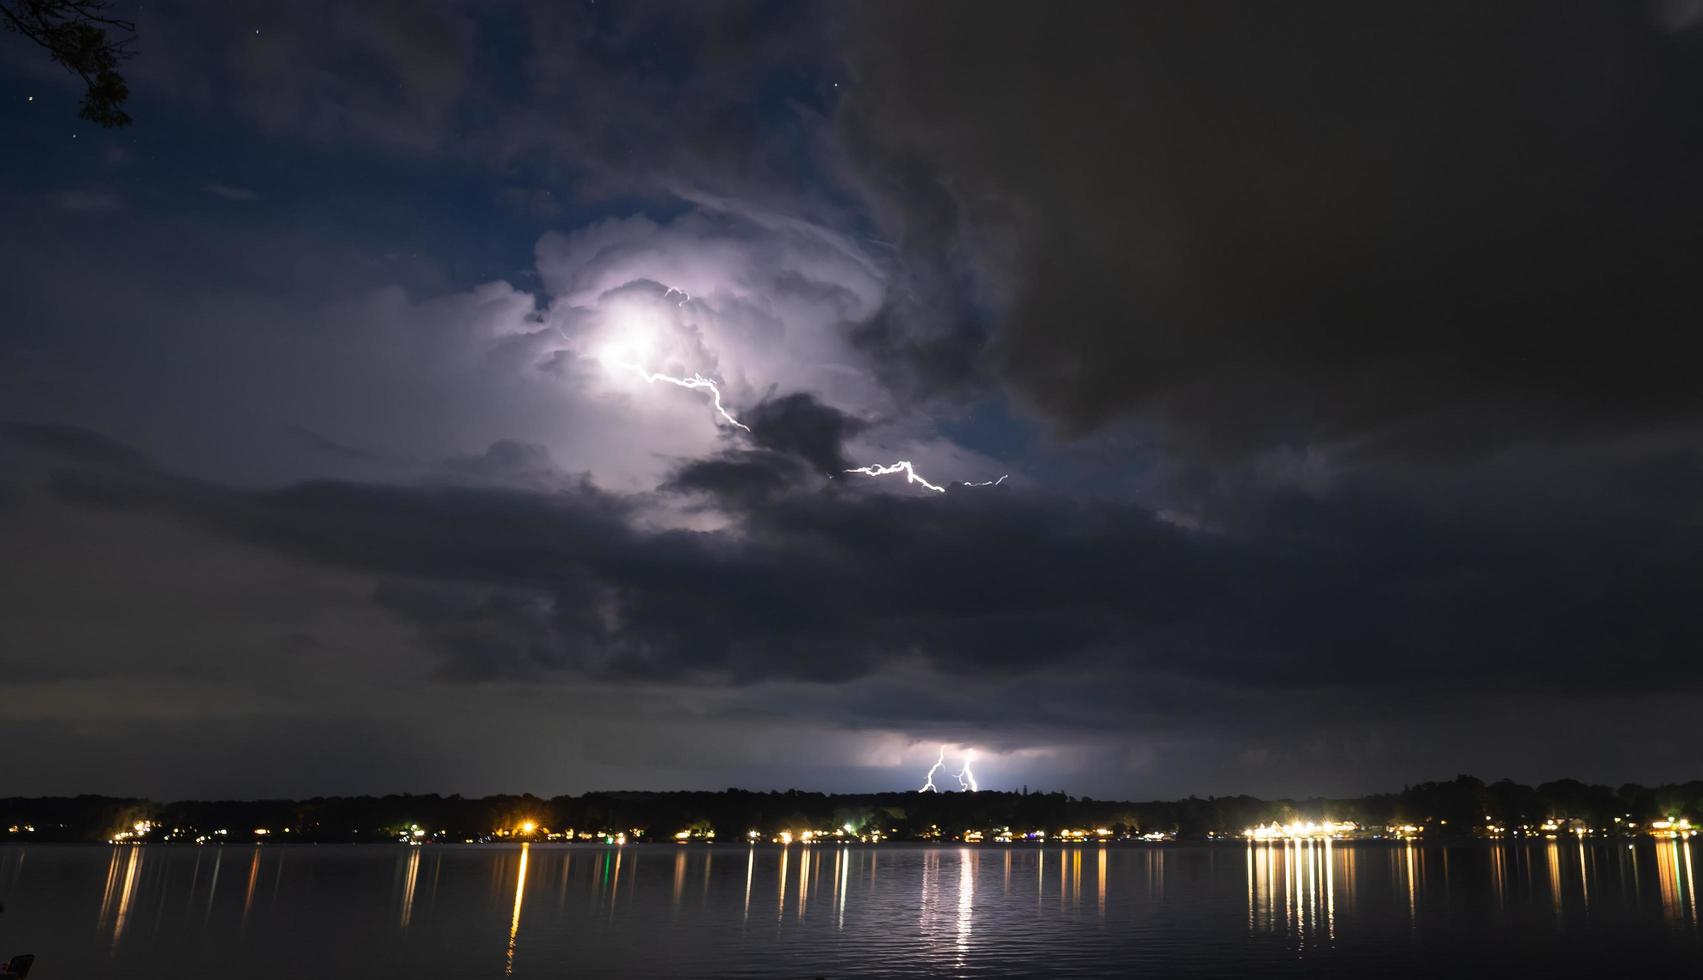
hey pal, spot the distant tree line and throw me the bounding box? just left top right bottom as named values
left=4, top=775, right=1700, bottom=844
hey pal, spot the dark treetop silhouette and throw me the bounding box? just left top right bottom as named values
left=1, top=0, right=135, bottom=125
left=5, top=775, right=1700, bottom=844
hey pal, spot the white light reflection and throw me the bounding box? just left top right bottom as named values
left=743, top=847, right=754, bottom=926
left=838, top=846, right=850, bottom=931
left=798, top=845, right=811, bottom=921
left=1682, top=838, right=1696, bottom=927
left=1578, top=841, right=1590, bottom=911
left=1246, top=837, right=1337, bottom=950
left=955, top=848, right=975, bottom=968
left=1325, top=837, right=1335, bottom=941
left=830, top=847, right=841, bottom=923
left=1685, top=840, right=1697, bottom=924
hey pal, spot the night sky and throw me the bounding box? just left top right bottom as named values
left=4, top=2, right=1702, bottom=801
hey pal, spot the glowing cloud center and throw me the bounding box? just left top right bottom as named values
left=600, top=353, right=751, bottom=433
left=595, top=286, right=1008, bottom=490
left=593, top=290, right=750, bottom=433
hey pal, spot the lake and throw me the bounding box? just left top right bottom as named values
left=0, top=839, right=1697, bottom=977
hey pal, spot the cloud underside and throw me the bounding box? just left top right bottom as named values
left=13, top=424, right=1701, bottom=713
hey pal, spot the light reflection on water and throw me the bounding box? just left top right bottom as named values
left=1654, top=838, right=1697, bottom=925
left=1246, top=839, right=1339, bottom=947
left=1, top=840, right=1699, bottom=978
left=505, top=842, right=528, bottom=974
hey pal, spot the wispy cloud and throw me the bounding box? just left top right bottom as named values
left=50, top=184, right=124, bottom=213
left=206, top=183, right=260, bottom=203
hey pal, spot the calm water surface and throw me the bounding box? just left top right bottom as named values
left=1, top=840, right=1698, bottom=977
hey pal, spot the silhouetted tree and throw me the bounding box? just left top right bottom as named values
left=7, top=778, right=1702, bottom=843
left=1, top=0, right=136, bottom=126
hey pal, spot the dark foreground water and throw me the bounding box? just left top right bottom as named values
left=0, top=839, right=1698, bottom=977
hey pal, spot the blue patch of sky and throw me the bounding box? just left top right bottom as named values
left=0, top=0, right=858, bottom=296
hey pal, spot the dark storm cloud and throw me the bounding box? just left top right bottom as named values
left=838, top=2, right=1703, bottom=455
left=13, top=425, right=1703, bottom=722
left=847, top=299, right=990, bottom=412
left=665, top=393, right=865, bottom=506
left=744, top=392, right=866, bottom=473
left=285, top=425, right=413, bottom=468
left=664, top=450, right=809, bottom=508
left=370, top=581, right=605, bottom=682
left=5, top=424, right=155, bottom=472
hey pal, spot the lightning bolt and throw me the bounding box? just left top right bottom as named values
left=920, top=746, right=946, bottom=792
left=955, top=750, right=978, bottom=792
left=595, top=287, right=1014, bottom=485
left=597, top=386, right=1004, bottom=488
left=844, top=462, right=1009, bottom=494
left=602, top=355, right=752, bottom=433
left=920, top=745, right=979, bottom=792
left=845, top=461, right=946, bottom=493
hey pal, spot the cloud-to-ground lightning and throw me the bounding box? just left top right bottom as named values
left=844, top=461, right=1009, bottom=494
left=955, top=750, right=979, bottom=792
left=601, top=353, right=752, bottom=433
left=921, top=745, right=979, bottom=792
left=921, top=746, right=946, bottom=792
